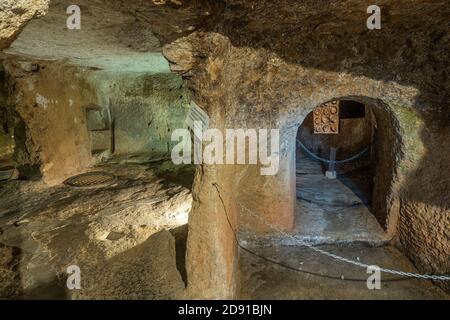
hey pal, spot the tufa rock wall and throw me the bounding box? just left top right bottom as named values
left=3, top=59, right=96, bottom=184
left=163, top=0, right=450, bottom=295
left=3, top=57, right=190, bottom=184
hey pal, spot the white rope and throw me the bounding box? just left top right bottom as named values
left=297, top=139, right=368, bottom=164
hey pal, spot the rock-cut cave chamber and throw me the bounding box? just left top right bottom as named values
left=0, top=0, right=449, bottom=299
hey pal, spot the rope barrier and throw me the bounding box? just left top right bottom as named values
left=240, top=202, right=450, bottom=281
left=297, top=139, right=369, bottom=164
left=212, top=183, right=450, bottom=281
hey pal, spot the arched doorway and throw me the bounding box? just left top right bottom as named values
left=294, top=98, right=398, bottom=243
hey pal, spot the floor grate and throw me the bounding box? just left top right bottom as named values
left=64, top=171, right=115, bottom=187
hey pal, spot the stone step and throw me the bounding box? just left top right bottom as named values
left=296, top=174, right=365, bottom=207
left=0, top=168, right=14, bottom=181
left=296, top=157, right=323, bottom=175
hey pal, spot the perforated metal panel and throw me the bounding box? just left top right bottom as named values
left=64, top=171, right=115, bottom=187
left=313, top=100, right=340, bottom=134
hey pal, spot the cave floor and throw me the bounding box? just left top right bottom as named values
left=294, top=153, right=387, bottom=244
left=243, top=153, right=388, bottom=247
left=238, top=243, right=450, bottom=299
left=0, top=159, right=447, bottom=299
left=0, top=160, right=193, bottom=299
left=238, top=152, right=448, bottom=299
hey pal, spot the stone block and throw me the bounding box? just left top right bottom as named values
left=86, top=108, right=109, bottom=131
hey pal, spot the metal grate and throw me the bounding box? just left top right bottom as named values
left=64, top=171, right=115, bottom=187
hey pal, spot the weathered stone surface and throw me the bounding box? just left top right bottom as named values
left=86, top=107, right=109, bottom=132
left=0, top=65, right=14, bottom=159
left=89, top=131, right=111, bottom=153
left=4, top=0, right=224, bottom=71
left=163, top=0, right=450, bottom=296
left=0, top=244, right=22, bottom=299
left=90, top=72, right=189, bottom=158
left=163, top=39, right=196, bottom=75
left=0, top=0, right=49, bottom=51
left=1, top=0, right=449, bottom=298
left=0, top=162, right=193, bottom=298
left=72, top=230, right=186, bottom=299
left=2, top=57, right=190, bottom=184
left=3, top=59, right=96, bottom=184
left=1, top=0, right=194, bottom=183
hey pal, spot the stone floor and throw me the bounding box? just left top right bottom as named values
left=0, top=160, right=193, bottom=299
left=293, top=153, right=388, bottom=244
left=244, top=152, right=388, bottom=246
left=239, top=243, right=450, bottom=299
left=237, top=150, right=448, bottom=299
left=294, top=158, right=388, bottom=244
left=0, top=157, right=447, bottom=299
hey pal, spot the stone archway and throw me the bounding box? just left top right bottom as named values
left=183, top=93, right=410, bottom=299
left=293, top=97, right=402, bottom=243
left=163, top=33, right=445, bottom=298
left=253, top=95, right=404, bottom=242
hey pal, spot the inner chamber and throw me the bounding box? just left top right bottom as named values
left=294, top=99, right=387, bottom=243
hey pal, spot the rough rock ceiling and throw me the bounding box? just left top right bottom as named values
left=2, top=0, right=449, bottom=88
left=218, top=0, right=449, bottom=123
left=3, top=0, right=222, bottom=72
left=4, top=0, right=162, bottom=72
left=218, top=0, right=449, bottom=71
left=108, top=0, right=224, bottom=45
left=0, top=0, right=49, bottom=51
